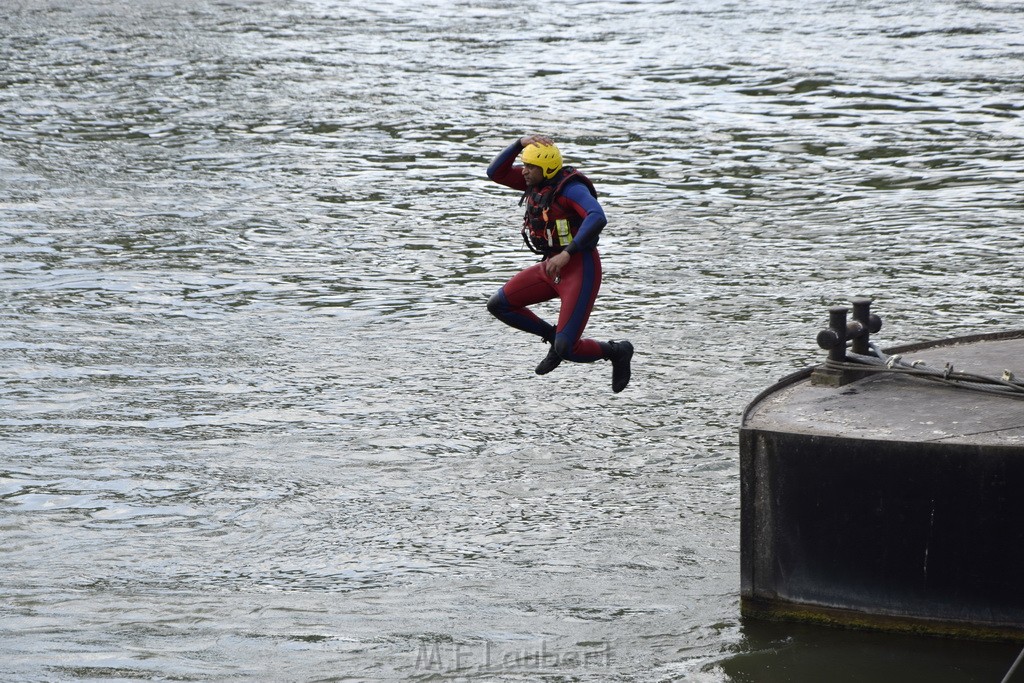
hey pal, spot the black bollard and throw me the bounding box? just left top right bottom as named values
left=815, top=307, right=849, bottom=363
left=851, top=297, right=874, bottom=355
left=812, top=299, right=883, bottom=387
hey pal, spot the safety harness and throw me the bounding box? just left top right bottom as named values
left=518, top=167, right=597, bottom=256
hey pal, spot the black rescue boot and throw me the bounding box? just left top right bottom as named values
left=607, top=340, right=634, bottom=393
left=535, top=345, right=563, bottom=375
left=535, top=331, right=562, bottom=375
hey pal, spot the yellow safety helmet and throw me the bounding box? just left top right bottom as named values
left=521, top=142, right=563, bottom=179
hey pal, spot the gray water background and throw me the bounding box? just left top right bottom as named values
left=2, top=0, right=1023, bottom=680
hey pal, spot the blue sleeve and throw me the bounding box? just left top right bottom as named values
left=486, top=140, right=528, bottom=191
left=561, top=182, right=606, bottom=253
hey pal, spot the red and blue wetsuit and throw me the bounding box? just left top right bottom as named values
left=486, top=139, right=609, bottom=363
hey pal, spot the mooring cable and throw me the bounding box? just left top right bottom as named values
left=823, top=342, right=1024, bottom=400
left=1001, top=643, right=1024, bottom=683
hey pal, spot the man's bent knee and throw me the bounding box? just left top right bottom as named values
left=487, top=290, right=507, bottom=318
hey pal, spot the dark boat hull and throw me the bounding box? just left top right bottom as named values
left=741, top=331, right=1024, bottom=639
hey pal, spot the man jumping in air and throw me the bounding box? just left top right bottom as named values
left=486, top=134, right=634, bottom=393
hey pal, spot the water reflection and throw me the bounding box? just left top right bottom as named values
left=718, top=620, right=1022, bottom=683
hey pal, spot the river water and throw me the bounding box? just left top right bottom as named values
left=2, top=0, right=1023, bottom=681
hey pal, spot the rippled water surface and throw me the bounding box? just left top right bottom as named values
left=2, top=0, right=1023, bottom=680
